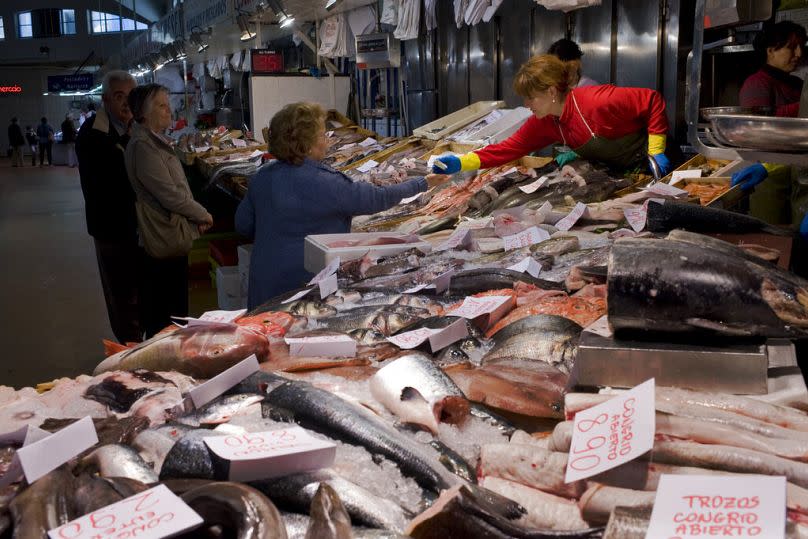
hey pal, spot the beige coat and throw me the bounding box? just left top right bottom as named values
left=124, top=122, right=209, bottom=224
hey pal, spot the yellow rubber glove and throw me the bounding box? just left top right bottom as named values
left=458, top=152, right=481, bottom=172
left=648, top=133, right=666, bottom=156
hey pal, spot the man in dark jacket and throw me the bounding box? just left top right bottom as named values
left=61, top=114, right=77, bottom=167
left=76, top=70, right=141, bottom=342
left=36, top=117, right=54, bottom=166
left=8, top=118, right=25, bottom=167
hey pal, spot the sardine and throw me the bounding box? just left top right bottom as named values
left=179, top=482, right=288, bottom=539
left=646, top=199, right=790, bottom=235
left=173, top=393, right=265, bottom=427
left=484, top=314, right=581, bottom=374
left=252, top=471, right=412, bottom=532
left=370, top=352, right=470, bottom=434
left=305, top=483, right=353, bottom=539
left=94, top=325, right=270, bottom=377
left=74, top=443, right=158, bottom=483
left=448, top=269, right=562, bottom=295
left=608, top=236, right=808, bottom=337
left=261, top=374, right=458, bottom=492
left=10, top=467, right=76, bottom=539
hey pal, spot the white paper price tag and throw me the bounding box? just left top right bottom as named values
left=199, top=309, right=246, bottom=323
left=47, top=484, right=203, bottom=539
left=0, top=425, right=52, bottom=488
left=318, top=273, right=338, bottom=299
left=356, top=160, right=379, bottom=173
left=458, top=217, right=493, bottom=230
left=583, top=315, right=613, bottom=338
left=403, top=283, right=431, bottom=294
left=18, top=416, right=98, bottom=484
left=554, top=202, right=590, bottom=232
left=564, top=378, right=655, bottom=483
left=400, top=193, right=422, bottom=205
left=325, top=130, right=334, bottom=137
left=645, top=475, right=786, bottom=539
left=500, top=166, right=519, bottom=176
left=188, top=355, right=260, bottom=408
left=204, top=426, right=336, bottom=482
left=447, top=295, right=512, bottom=327
left=502, top=226, right=551, bottom=251
left=670, top=169, right=703, bottom=185
left=435, top=229, right=470, bottom=252
left=309, top=257, right=341, bottom=285
left=387, top=319, right=468, bottom=352
left=338, top=143, right=356, bottom=150
left=645, top=182, right=689, bottom=198
left=507, top=257, right=542, bottom=278
left=518, top=176, right=550, bottom=194
left=284, top=334, right=357, bottom=357
left=282, top=288, right=314, bottom=304
left=249, top=149, right=264, bottom=159
left=359, top=137, right=378, bottom=147
left=232, top=138, right=247, bottom=148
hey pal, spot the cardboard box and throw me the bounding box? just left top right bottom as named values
left=216, top=266, right=246, bottom=310
left=413, top=101, right=505, bottom=140
left=303, top=232, right=432, bottom=274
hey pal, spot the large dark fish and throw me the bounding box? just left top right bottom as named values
left=484, top=315, right=582, bottom=374
left=317, top=305, right=432, bottom=335
left=645, top=199, right=790, bottom=235
left=74, top=474, right=149, bottom=514
left=305, top=483, right=352, bottom=539
left=608, top=235, right=808, bottom=337
left=448, top=269, right=562, bottom=295
left=83, top=370, right=178, bottom=413
left=178, top=482, right=288, bottom=539
left=261, top=374, right=457, bottom=492
left=407, top=484, right=602, bottom=539
left=159, top=430, right=228, bottom=481
left=10, top=467, right=76, bottom=539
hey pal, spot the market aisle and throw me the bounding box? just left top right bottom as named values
left=0, top=159, right=113, bottom=388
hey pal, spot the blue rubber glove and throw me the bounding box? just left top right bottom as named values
left=731, top=163, right=768, bottom=191
left=555, top=151, right=578, bottom=167
left=432, top=155, right=461, bottom=174
left=800, top=213, right=808, bottom=241
left=650, top=153, right=672, bottom=176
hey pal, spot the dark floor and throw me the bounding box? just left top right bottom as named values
left=0, top=159, right=216, bottom=389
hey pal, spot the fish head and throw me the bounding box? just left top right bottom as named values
left=396, top=295, right=443, bottom=315
left=178, top=326, right=270, bottom=377
left=761, top=278, right=808, bottom=332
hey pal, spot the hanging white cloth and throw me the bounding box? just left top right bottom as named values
left=319, top=13, right=349, bottom=58
left=230, top=50, right=244, bottom=71
left=242, top=49, right=252, bottom=72
left=453, top=0, right=467, bottom=28
left=393, top=0, right=420, bottom=41
left=424, top=0, right=438, bottom=30
left=207, top=59, right=221, bottom=78
left=380, top=0, right=398, bottom=25
left=535, top=0, right=601, bottom=12
left=464, top=0, right=488, bottom=25
left=348, top=6, right=376, bottom=36
left=482, top=0, right=504, bottom=22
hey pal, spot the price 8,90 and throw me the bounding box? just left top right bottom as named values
left=564, top=379, right=655, bottom=483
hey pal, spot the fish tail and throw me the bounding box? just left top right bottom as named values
left=103, top=339, right=130, bottom=357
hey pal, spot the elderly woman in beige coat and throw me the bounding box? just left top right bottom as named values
left=124, top=83, right=212, bottom=337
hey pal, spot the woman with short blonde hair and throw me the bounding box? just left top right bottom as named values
left=432, top=54, right=673, bottom=176
left=236, top=102, right=449, bottom=308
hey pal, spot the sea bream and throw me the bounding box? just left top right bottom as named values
left=483, top=314, right=581, bottom=374
left=94, top=324, right=270, bottom=378
left=608, top=234, right=808, bottom=337
left=370, top=352, right=470, bottom=434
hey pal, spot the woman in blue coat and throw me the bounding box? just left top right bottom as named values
left=236, top=102, right=449, bottom=309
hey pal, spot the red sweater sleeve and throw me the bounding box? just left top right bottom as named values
left=602, top=86, right=668, bottom=135
left=739, top=72, right=773, bottom=108
left=778, top=102, right=800, bottom=117
left=472, top=115, right=559, bottom=169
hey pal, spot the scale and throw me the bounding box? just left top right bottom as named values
left=575, top=317, right=804, bottom=401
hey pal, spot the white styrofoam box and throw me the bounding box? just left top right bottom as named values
left=304, top=232, right=433, bottom=274
left=217, top=266, right=247, bottom=310
left=458, top=107, right=533, bottom=146
left=413, top=101, right=505, bottom=141
left=238, top=244, right=253, bottom=273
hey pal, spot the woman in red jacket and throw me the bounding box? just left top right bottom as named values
left=432, top=54, right=672, bottom=176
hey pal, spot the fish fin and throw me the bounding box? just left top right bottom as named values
left=103, top=339, right=130, bottom=357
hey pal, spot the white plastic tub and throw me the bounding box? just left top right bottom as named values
left=216, top=266, right=247, bottom=310
left=413, top=101, right=505, bottom=140
left=304, top=232, right=432, bottom=273
left=456, top=107, right=533, bottom=146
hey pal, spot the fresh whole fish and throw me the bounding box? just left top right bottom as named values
left=159, top=430, right=228, bottom=481
left=74, top=443, right=159, bottom=484
left=317, top=305, right=432, bottom=335
left=484, top=314, right=581, bottom=374
left=178, top=482, right=288, bottom=539
left=305, top=483, right=353, bottom=539
left=469, top=403, right=517, bottom=437
left=94, top=325, right=270, bottom=378
left=261, top=374, right=459, bottom=492
left=74, top=474, right=149, bottom=514
left=252, top=470, right=412, bottom=532
left=132, top=428, right=179, bottom=475
left=370, top=352, right=470, bottom=434
left=449, top=268, right=563, bottom=295
left=9, top=467, right=76, bottom=539
left=646, top=199, right=790, bottom=235
left=395, top=424, right=477, bottom=484
left=173, top=393, right=265, bottom=427
left=530, top=236, right=581, bottom=258
left=608, top=236, right=808, bottom=337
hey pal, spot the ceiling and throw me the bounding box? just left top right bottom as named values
left=114, top=0, right=167, bottom=24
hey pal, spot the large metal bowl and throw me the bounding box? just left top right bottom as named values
left=700, top=106, right=773, bottom=121
left=709, top=114, right=808, bottom=152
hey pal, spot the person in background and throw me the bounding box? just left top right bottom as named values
left=8, top=118, right=24, bottom=167
left=77, top=71, right=141, bottom=343
left=125, top=84, right=213, bottom=337
left=548, top=38, right=599, bottom=88
left=36, top=117, right=54, bottom=167
left=236, top=102, right=450, bottom=309
left=432, top=54, right=673, bottom=177
left=733, top=21, right=808, bottom=225
left=25, top=126, right=37, bottom=166
left=740, top=20, right=806, bottom=117
left=61, top=113, right=77, bottom=168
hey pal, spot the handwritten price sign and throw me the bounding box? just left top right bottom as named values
left=555, top=202, right=590, bottom=232
left=645, top=475, right=786, bottom=539
left=502, top=226, right=551, bottom=251
left=564, top=378, right=655, bottom=483
left=284, top=334, right=357, bottom=357
left=387, top=318, right=468, bottom=352
left=48, top=485, right=203, bottom=539
left=204, top=426, right=336, bottom=481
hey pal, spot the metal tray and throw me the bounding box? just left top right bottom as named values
left=700, top=106, right=772, bottom=120
left=709, top=114, right=808, bottom=152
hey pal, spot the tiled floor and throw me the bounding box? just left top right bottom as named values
left=0, top=159, right=216, bottom=388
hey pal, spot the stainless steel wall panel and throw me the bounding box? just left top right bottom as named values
left=572, top=0, right=614, bottom=85
left=407, top=90, right=438, bottom=130
left=615, top=0, right=661, bottom=89
left=469, top=22, right=497, bottom=103
left=497, top=0, right=535, bottom=106
left=531, top=5, right=567, bottom=59
left=438, top=0, right=470, bottom=116
left=403, top=33, right=436, bottom=91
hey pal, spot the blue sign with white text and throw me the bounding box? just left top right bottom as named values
left=47, top=74, right=94, bottom=93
